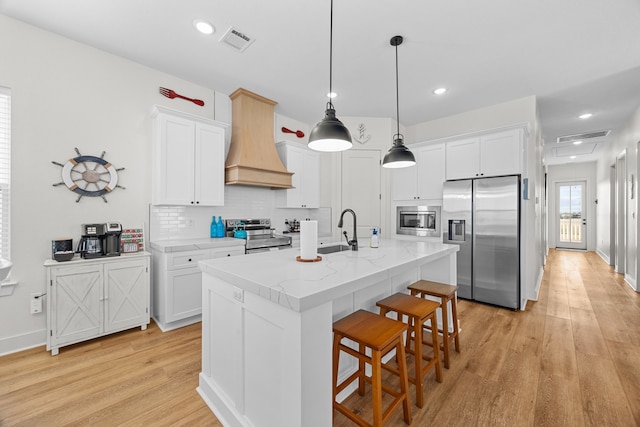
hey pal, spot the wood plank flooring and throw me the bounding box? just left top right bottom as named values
left=1, top=249, right=639, bottom=426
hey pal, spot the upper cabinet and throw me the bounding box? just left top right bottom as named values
left=275, top=141, right=320, bottom=208
left=445, top=129, right=522, bottom=180
left=152, top=106, right=228, bottom=206
left=392, top=144, right=445, bottom=201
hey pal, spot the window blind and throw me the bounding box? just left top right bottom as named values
left=0, top=87, right=11, bottom=260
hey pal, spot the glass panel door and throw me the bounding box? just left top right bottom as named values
left=557, top=181, right=586, bottom=250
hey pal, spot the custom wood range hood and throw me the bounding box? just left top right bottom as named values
left=225, top=88, right=293, bottom=189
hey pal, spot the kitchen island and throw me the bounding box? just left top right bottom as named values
left=197, top=239, right=458, bottom=427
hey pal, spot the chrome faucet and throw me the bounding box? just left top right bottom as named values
left=338, top=209, right=358, bottom=251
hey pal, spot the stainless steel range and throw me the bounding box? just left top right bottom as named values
left=225, top=218, right=292, bottom=254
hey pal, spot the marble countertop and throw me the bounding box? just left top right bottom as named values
left=44, top=251, right=151, bottom=266
left=150, top=237, right=246, bottom=253
left=199, top=239, right=458, bottom=312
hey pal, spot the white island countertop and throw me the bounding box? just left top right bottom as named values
left=199, top=239, right=458, bottom=312
left=198, top=238, right=459, bottom=426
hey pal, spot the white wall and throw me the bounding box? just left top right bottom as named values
left=547, top=162, right=598, bottom=250
left=597, top=104, right=640, bottom=291
left=0, top=16, right=231, bottom=354
left=409, top=96, right=535, bottom=142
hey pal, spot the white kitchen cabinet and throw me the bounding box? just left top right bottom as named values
left=392, top=144, right=445, bottom=201
left=275, top=141, right=320, bottom=208
left=152, top=106, right=228, bottom=206
left=152, top=245, right=244, bottom=331
left=445, top=129, right=522, bottom=180
left=45, top=253, right=151, bottom=356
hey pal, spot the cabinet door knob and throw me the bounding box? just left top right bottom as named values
left=188, top=258, right=192, bottom=262
left=190, top=201, right=194, bottom=204
left=226, top=253, right=231, bottom=256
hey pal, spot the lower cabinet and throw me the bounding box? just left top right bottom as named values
left=45, top=253, right=151, bottom=356
left=152, top=246, right=244, bottom=331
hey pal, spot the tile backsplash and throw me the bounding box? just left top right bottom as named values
left=150, top=185, right=332, bottom=241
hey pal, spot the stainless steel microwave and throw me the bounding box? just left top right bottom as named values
left=396, top=205, right=441, bottom=237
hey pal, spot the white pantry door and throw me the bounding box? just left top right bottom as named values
left=341, top=150, right=381, bottom=243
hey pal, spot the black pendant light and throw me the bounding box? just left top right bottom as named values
left=383, top=35, right=416, bottom=168
left=308, top=0, right=352, bottom=152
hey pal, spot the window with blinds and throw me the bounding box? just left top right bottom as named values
left=0, top=87, right=11, bottom=260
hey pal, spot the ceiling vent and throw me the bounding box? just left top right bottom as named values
left=219, top=26, right=255, bottom=52
left=556, top=129, right=610, bottom=144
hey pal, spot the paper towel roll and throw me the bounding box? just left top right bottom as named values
left=300, top=220, right=318, bottom=260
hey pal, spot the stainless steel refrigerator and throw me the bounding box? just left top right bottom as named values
left=442, top=175, right=520, bottom=309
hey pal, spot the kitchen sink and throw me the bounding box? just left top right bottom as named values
left=317, top=244, right=351, bottom=254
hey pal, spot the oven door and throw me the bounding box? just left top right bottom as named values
left=397, top=206, right=441, bottom=237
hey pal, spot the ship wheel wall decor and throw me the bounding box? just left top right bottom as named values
left=52, top=148, right=125, bottom=202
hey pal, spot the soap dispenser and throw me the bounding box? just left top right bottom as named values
left=210, top=216, right=217, bottom=238
left=370, top=227, right=379, bottom=248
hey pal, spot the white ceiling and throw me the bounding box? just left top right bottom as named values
left=2, top=0, right=640, bottom=165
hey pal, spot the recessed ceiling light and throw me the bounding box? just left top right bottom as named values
left=194, top=19, right=215, bottom=35
left=327, top=92, right=337, bottom=99
left=570, top=155, right=577, bottom=159
left=573, top=140, right=583, bottom=145
left=433, top=87, right=447, bottom=95
left=578, top=113, right=592, bottom=119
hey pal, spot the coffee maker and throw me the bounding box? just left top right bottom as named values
left=77, top=223, right=107, bottom=259
left=77, top=223, right=122, bottom=259
left=104, top=222, right=122, bottom=257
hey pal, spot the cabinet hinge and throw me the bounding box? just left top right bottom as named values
left=50, top=280, right=52, bottom=287
left=379, top=194, right=382, bottom=200
left=50, top=330, right=52, bottom=337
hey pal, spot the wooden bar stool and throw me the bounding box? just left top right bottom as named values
left=333, top=309, right=412, bottom=426
left=408, top=280, right=460, bottom=369
left=376, top=293, right=443, bottom=408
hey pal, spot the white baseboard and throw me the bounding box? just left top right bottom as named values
left=152, top=314, right=201, bottom=332
left=0, top=328, right=46, bottom=356
left=624, top=275, right=637, bottom=292
left=595, top=248, right=610, bottom=265
left=531, top=266, right=544, bottom=302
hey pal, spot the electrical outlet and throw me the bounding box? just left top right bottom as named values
left=30, top=293, right=42, bottom=314
left=232, top=286, right=244, bottom=303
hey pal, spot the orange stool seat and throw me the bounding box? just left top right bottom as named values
left=376, top=293, right=443, bottom=408
left=408, top=280, right=461, bottom=369
left=333, top=309, right=412, bottom=426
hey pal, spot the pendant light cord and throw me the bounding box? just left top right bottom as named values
left=328, top=0, right=334, bottom=110
left=395, top=41, right=400, bottom=140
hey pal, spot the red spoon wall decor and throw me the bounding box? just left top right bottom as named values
left=282, top=127, right=305, bottom=138
left=159, top=87, right=205, bottom=106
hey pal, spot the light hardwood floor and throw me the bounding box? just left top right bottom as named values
left=1, top=249, right=639, bottom=426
